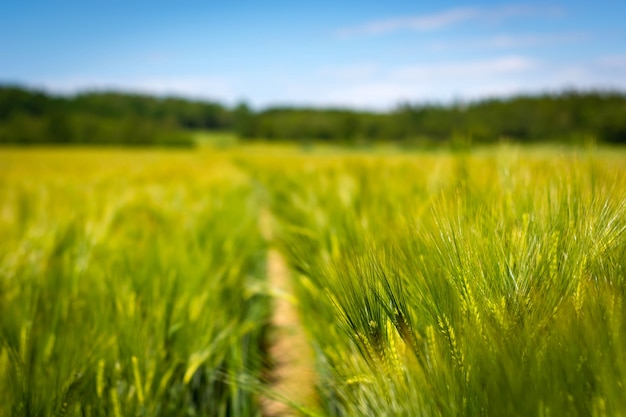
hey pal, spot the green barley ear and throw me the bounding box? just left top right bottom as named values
left=438, top=315, right=464, bottom=372
left=573, top=255, right=587, bottom=317
left=549, top=231, right=560, bottom=282
left=459, top=268, right=484, bottom=341
left=367, top=318, right=386, bottom=365
left=19, top=324, right=29, bottom=365
left=393, top=307, right=417, bottom=352
left=385, top=318, right=403, bottom=376
left=131, top=356, right=144, bottom=405
left=144, top=360, right=156, bottom=400
left=426, top=325, right=438, bottom=370
left=96, top=359, right=105, bottom=399
left=356, top=331, right=380, bottom=368
left=110, top=388, right=121, bottom=417
left=573, top=279, right=585, bottom=318
left=487, top=296, right=508, bottom=333
left=345, top=374, right=372, bottom=385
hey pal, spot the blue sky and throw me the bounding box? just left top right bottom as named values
left=1, top=1, right=625, bottom=109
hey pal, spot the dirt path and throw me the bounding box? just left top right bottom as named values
left=260, top=213, right=317, bottom=416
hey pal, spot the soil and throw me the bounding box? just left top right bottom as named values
left=259, top=211, right=317, bottom=417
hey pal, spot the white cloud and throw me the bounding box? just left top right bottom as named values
left=265, top=56, right=539, bottom=109
left=428, top=32, right=588, bottom=51
left=309, top=55, right=626, bottom=109
left=337, top=5, right=563, bottom=38
left=390, top=56, right=536, bottom=80
left=338, top=8, right=479, bottom=38
left=536, top=57, right=626, bottom=91
left=483, top=33, right=586, bottom=48
left=29, top=55, right=626, bottom=111
left=597, top=54, right=626, bottom=70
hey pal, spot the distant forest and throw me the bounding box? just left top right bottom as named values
left=1, top=85, right=626, bottom=146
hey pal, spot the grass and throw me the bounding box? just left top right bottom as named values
left=0, top=144, right=625, bottom=416
left=192, top=131, right=240, bottom=148
left=248, top=146, right=626, bottom=416
left=0, top=149, right=269, bottom=417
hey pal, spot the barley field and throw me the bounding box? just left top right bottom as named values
left=1, top=145, right=625, bottom=416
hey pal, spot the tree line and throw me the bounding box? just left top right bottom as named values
left=0, top=86, right=231, bottom=146
left=238, top=92, right=626, bottom=145
left=2, top=85, right=626, bottom=146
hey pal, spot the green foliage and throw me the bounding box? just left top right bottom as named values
left=3, top=85, right=626, bottom=146
left=0, top=152, right=269, bottom=416
left=250, top=148, right=626, bottom=416
left=0, top=86, right=233, bottom=146
left=239, top=91, right=626, bottom=145
left=1, top=146, right=625, bottom=416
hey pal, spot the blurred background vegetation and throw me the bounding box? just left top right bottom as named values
left=2, top=85, right=626, bottom=147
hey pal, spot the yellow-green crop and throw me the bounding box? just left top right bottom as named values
left=1, top=144, right=625, bottom=417
left=249, top=146, right=626, bottom=417
left=0, top=149, right=269, bottom=417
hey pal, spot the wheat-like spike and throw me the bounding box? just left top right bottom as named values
left=573, top=255, right=588, bottom=316
left=462, top=270, right=485, bottom=341
left=357, top=331, right=381, bottom=370
left=549, top=231, right=559, bottom=282
left=132, top=356, right=144, bottom=405
left=488, top=297, right=507, bottom=333
left=345, top=374, right=372, bottom=385
left=385, top=319, right=402, bottom=376
left=393, top=308, right=417, bottom=357
left=144, top=359, right=155, bottom=399
left=367, top=319, right=386, bottom=364
left=96, top=359, right=105, bottom=399
left=391, top=311, right=408, bottom=359
left=110, top=388, right=122, bottom=417
left=19, top=324, right=28, bottom=365
left=426, top=325, right=438, bottom=370
left=460, top=294, right=469, bottom=317
left=439, top=315, right=464, bottom=371
left=573, top=279, right=585, bottom=317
